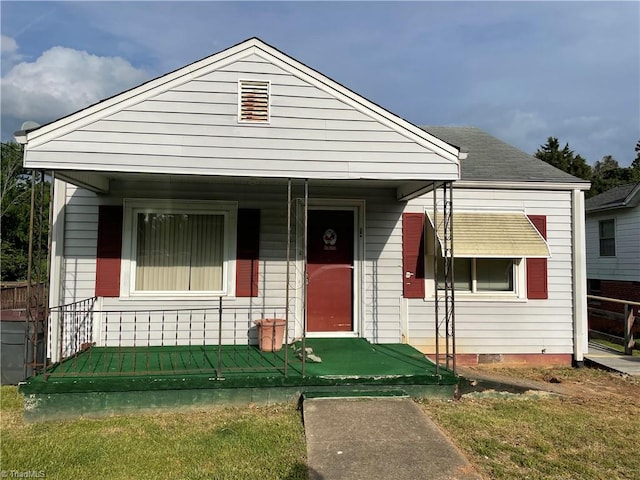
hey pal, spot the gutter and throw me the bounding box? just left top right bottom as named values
left=455, top=180, right=591, bottom=191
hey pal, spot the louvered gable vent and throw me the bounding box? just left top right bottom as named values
left=238, top=80, right=270, bottom=123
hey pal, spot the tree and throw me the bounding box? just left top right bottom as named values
left=632, top=140, right=640, bottom=170
left=588, top=141, right=640, bottom=197
left=590, top=156, right=637, bottom=197
left=592, top=155, right=619, bottom=178
left=534, top=137, right=592, bottom=181
left=1, top=141, right=49, bottom=281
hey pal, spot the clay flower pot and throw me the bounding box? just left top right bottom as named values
left=255, top=318, right=286, bottom=352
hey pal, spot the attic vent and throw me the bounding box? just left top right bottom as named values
left=238, top=80, right=270, bottom=123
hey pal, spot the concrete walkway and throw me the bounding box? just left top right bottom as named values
left=303, top=397, right=483, bottom=480
left=584, top=342, right=640, bottom=376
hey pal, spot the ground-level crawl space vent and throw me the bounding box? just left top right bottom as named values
left=238, top=80, right=270, bottom=123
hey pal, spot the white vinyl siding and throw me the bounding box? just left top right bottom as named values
left=55, top=181, right=578, bottom=359
left=406, top=188, right=575, bottom=356
left=586, top=207, right=640, bottom=282
left=24, top=54, right=458, bottom=181
left=56, top=181, right=406, bottom=355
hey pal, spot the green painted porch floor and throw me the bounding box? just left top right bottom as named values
left=20, top=339, right=457, bottom=395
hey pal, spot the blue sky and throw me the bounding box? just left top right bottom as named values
left=1, top=1, right=638, bottom=166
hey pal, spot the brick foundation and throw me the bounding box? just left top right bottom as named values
left=426, top=353, right=573, bottom=367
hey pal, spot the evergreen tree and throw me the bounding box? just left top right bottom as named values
left=534, top=137, right=592, bottom=181
left=632, top=140, right=640, bottom=170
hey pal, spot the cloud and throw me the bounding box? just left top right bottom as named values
left=1, top=35, right=23, bottom=72
left=1, top=45, right=149, bottom=129
left=1, top=34, right=18, bottom=54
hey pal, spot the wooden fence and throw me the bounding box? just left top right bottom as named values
left=587, top=294, right=638, bottom=355
left=1, top=282, right=46, bottom=311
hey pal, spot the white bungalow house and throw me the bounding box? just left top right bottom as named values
left=17, top=37, right=590, bottom=370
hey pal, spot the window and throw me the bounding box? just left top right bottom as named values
left=437, top=256, right=515, bottom=293
left=121, top=200, right=237, bottom=296
left=599, top=219, right=615, bottom=257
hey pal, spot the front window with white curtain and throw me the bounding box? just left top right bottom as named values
left=122, top=200, right=237, bottom=297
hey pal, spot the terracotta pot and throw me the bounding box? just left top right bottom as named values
left=255, top=318, right=286, bottom=352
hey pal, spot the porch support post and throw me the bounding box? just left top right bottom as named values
left=432, top=181, right=456, bottom=375
left=48, top=177, right=66, bottom=364
left=302, top=179, right=308, bottom=376
left=284, top=178, right=291, bottom=377
left=43, top=171, right=54, bottom=369
left=432, top=184, right=440, bottom=377
left=24, top=168, right=37, bottom=379
left=444, top=181, right=456, bottom=373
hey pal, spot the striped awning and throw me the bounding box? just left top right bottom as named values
left=426, top=211, right=550, bottom=258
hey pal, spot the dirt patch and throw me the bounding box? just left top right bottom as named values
left=458, top=364, right=640, bottom=401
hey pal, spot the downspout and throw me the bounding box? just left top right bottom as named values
left=572, top=188, right=588, bottom=367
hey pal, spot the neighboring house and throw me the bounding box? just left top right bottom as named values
left=16, top=37, right=590, bottom=369
left=585, top=182, right=640, bottom=318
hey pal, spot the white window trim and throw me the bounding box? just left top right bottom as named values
left=120, top=199, right=237, bottom=299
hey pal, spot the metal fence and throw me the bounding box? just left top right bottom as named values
left=46, top=297, right=291, bottom=379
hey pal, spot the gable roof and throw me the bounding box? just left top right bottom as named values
left=421, top=126, right=590, bottom=186
left=21, top=37, right=459, bottom=163
left=585, top=182, right=640, bottom=212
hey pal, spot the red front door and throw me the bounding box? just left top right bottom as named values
left=307, top=210, right=354, bottom=332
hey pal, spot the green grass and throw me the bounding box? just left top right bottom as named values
left=1, top=386, right=307, bottom=480
left=590, top=337, right=640, bottom=356
left=420, top=367, right=640, bottom=480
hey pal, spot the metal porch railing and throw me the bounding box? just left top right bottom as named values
left=46, top=297, right=290, bottom=379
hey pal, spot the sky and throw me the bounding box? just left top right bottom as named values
left=1, top=1, right=638, bottom=167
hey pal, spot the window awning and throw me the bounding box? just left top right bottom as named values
left=426, top=212, right=550, bottom=258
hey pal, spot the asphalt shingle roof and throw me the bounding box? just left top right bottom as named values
left=421, top=126, right=588, bottom=184
left=585, top=182, right=640, bottom=211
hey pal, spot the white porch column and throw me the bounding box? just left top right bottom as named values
left=572, top=188, right=588, bottom=365
left=47, top=177, right=66, bottom=363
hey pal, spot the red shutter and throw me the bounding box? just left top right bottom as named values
left=236, top=209, right=260, bottom=297
left=527, top=215, right=548, bottom=299
left=95, top=205, right=123, bottom=297
left=402, top=213, right=425, bottom=298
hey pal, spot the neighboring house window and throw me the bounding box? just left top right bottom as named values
left=238, top=80, right=270, bottom=123
left=598, top=219, right=616, bottom=257
left=121, top=200, right=237, bottom=297
left=587, top=279, right=602, bottom=306
left=437, top=256, right=516, bottom=293
left=587, top=279, right=601, bottom=296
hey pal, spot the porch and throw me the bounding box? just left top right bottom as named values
left=19, top=337, right=457, bottom=421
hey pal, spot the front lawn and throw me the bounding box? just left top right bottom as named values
left=0, top=387, right=307, bottom=480
left=421, top=367, right=640, bottom=480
